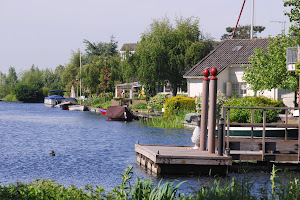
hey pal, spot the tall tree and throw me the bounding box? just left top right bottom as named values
left=284, top=0, right=300, bottom=43
left=243, top=33, right=298, bottom=93
left=221, top=25, right=265, bottom=40
left=134, top=16, right=213, bottom=96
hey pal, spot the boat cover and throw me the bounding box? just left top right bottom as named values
left=105, top=106, right=137, bottom=121
left=44, top=95, right=65, bottom=100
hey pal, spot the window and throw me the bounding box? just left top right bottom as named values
left=232, top=82, right=247, bottom=97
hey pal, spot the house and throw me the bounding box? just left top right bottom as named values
left=183, top=39, right=294, bottom=107
left=120, top=43, right=138, bottom=61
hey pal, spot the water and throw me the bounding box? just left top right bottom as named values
left=0, top=102, right=296, bottom=196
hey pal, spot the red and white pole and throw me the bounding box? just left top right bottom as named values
left=200, top=69, right=210, bottom=151
left=208, top=67, right=218, bottom=154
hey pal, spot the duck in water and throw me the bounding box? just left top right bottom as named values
left=50, top=150, right=55, bottom=156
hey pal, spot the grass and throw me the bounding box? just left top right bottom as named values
left=1, top=165, right=300, bottom=199
left=139, top=116, right=184, bottom=129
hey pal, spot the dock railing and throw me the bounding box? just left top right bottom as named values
left=221, top=106, right=300, bottom=162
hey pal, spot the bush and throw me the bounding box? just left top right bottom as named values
left=224, top=96, right=285, bottom=123
left=2, top=94, right=18, bottom=102
left=15, top=84, right=44, bottom=103
left=195, top=90, right=228, bottom=113
left=164, top=96, right=196, bottom=116
left=148, top=94, right=168, bottom=108
left=133, top=103, right=147, bottom=110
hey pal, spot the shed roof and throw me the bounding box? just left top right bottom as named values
left=184, top=38, right=269, bottom=77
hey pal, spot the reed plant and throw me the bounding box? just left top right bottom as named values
left=1, top=165, right=300, bottom=199
left=139, top=116, right=184, bottom=129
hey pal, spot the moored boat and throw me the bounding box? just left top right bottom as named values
left=100, top=108, right=107, bottom=114
left=44, top=89, right=66, bottom=107
left=68, top=105, right=89, bottom=111
left=105, top=106, right=138, bottom=121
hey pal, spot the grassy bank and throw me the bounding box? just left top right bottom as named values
left=1, top=165, right=300, bottom=199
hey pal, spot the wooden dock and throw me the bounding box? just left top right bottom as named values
left=135, top=106, right=300, bottom=175
left=135, top=144, right=232, bottom=175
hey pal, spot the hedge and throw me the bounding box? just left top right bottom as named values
left=164, top=96, right=196, bottom=116
left=223, top=96, right=285, bottom=123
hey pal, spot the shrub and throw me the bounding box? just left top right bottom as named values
left=148, top=94, right=168, bottom=108
left=195, top=90, right=228, bottom=113
left=164, top=96, right=196, bottom=116
left=2, top=94, right=18, bottom=102
left=133, top=103, right=148, bottom=110
left=223, top=96, right=285, bottom=123
left=15, top=83, right=44, bottom=103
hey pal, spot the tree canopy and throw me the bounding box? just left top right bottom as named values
left=284, top=0, right=300, bottom=43
left=221, top=25, right=265, bottom=40
left=134, top=16, right=213, bottom=96
left=243, top=33, right=298, bottom=92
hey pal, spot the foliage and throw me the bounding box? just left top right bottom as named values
left=243, top=34, right=298, bottom=97
left=14, top=83, right=44, bottom=103
left=221, top=25, right=265, bottom=40
left=98, top=69, right=112, bottom=93
left=90, top=93, right=113, bottom=108
left=133, top=103, right=148, bottom=110
left=0, top=67, right=18, bottom=99
left=2, top=94, right=18, bottom=102
left=164, top=96, right=196, bottom=116
left=223, top=96, right=285, bottom=123
left=2, top=165, right=300, bottom=199
left=139, top=116, right=184, bottom=129
left=148, top=94, right=168, bottom=108
left=84, top=36, right=118, bottom=58
left=284, top=0, right=300, bottom=44
left=134, top=16, right=213, bottom=96
left=195, top=90, right=228, bottom=113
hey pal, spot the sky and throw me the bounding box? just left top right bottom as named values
left=0, top=0, right=292, bottom=75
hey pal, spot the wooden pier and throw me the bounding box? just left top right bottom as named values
left=135, top=144, right=232, bottom=175
left=135, top=106, right=300, bottom=175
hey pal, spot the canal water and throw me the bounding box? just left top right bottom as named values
left=0, top=102, right=294, bottom=195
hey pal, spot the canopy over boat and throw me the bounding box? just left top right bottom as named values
left=44, top=95, right=65, bottom=100
left=105, top=106, right=137, bottom=121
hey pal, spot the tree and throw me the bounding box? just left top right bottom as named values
left=243, top=33, right=298, bottom=97
left=84, top=35, right=118, bottom=59
left=221, top=25, right=265, bottom=40
left=20, top=65, right=44, bottom=88
left=134, top=16, right=213, bottom=96
left=15, top=83, right=44, bottom=103
left=284, top=0, right=300, bottom=43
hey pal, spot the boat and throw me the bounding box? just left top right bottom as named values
left=44, top=89, right=66, bottom=107
left=55, top=98, right=78, bottom=110
left=68, top=105, right=89, bottom=111
left=100, top=108, right=107, bottom=114
left=105, top=106, right=138, bottom=121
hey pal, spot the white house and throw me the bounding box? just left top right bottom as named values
left=183, top=38, right=295, bottom=107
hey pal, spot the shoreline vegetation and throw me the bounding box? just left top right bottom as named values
left=1, top=165, right=300, bottom=199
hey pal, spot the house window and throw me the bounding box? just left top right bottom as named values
left=232, top=82, right=247, bottom=97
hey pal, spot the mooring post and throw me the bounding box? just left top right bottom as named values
left=208, top=67, right=218, bottom=154
left=218, top=118, right=224, bottom=156
left=200, top=68, right=210, bottom=151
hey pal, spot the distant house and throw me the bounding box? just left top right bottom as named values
left=183, top=39, right=294, bottom=107
left=120, top=43, right=138, bottom=61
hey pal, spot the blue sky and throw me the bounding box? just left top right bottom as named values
left=0, top=0, right=292, bottom=74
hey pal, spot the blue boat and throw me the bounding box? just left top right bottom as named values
left=44, top=89, right=66, bottom=107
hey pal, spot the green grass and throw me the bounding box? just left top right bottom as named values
left=0, top=165, right=300, bottom=199
left=139, top=116, right=184, bottom=129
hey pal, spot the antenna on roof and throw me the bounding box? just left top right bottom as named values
left=270, top=21, right=286, bottom=34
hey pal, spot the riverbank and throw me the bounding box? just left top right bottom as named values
left=1, top=165, right=300, bottom=199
